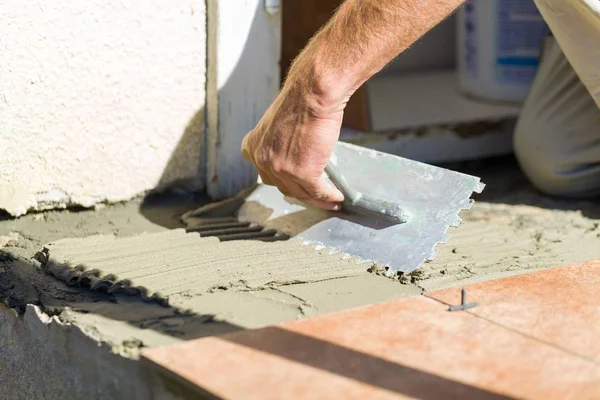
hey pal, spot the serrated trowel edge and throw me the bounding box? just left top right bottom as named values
left=419, top=180, right=485, bottom=270
left=294, top=178, right=485, bottom=278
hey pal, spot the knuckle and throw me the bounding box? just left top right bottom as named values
left=255, top=154, right=272, bottom=170
left=269, top=162, right=283, bottom=174
left=270, top=160, right=293, bottom=176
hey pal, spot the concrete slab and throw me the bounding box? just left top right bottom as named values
left=141, top=262, right=600, bottom=399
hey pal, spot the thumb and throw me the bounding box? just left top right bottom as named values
left=297, top=176, right=345, bottom=204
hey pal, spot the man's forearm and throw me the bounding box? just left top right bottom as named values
left=242, top=0, right=467, bottom=209
left=286, top=0, right=466, bottom=111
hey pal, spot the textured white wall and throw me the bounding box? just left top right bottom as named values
left=0, top=0, right=206, bottom=216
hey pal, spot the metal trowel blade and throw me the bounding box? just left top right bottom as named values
left=237, top=142, right=485, bottom=276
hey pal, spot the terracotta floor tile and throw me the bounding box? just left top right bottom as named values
left=142, top=294, right=600, bottom=399
left=428, top=260, right=600, bottom=363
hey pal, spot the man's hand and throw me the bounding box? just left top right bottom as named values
left=241, top=81, right=345, bottom=211
left=242, top=0, right=466, bottom=209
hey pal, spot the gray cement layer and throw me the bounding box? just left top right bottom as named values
left=1, top=159, right=600, bottom=399
left=39, top=231, right=371, bottom=300
left=0, top=304, right=182, bottom=400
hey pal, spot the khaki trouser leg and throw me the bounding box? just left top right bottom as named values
left=514, top=14, right=600, bottom=198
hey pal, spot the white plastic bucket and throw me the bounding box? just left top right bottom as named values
left=457, top=0, right=550, bottom=103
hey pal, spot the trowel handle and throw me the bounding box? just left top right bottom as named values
left=324, top=160, right=410, bottom=224
left=325, top=161, right=362, bottom=204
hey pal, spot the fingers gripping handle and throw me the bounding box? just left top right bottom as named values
left=325, top=161, right=410, bottom=224
left=241, top=135, right=409, bottom=224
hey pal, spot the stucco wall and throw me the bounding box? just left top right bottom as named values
left=0, top=0, right=206, bottom=216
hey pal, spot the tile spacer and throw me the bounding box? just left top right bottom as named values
left=448, top=288, right=478, bottom=312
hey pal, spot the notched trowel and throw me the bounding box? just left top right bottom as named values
left=236, top=141, right=484, bottom=276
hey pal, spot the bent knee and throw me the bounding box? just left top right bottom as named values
left=514, top=121, right=600, bottom=199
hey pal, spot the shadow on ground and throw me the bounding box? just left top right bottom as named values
left=138, top=190, right=210, bottom=230
left=219, top=327, right=515, bottom=400
left=441, top=155, right=600, bottom=220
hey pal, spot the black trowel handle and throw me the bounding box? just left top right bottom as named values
left=325, top=161, right=410, bottom=224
